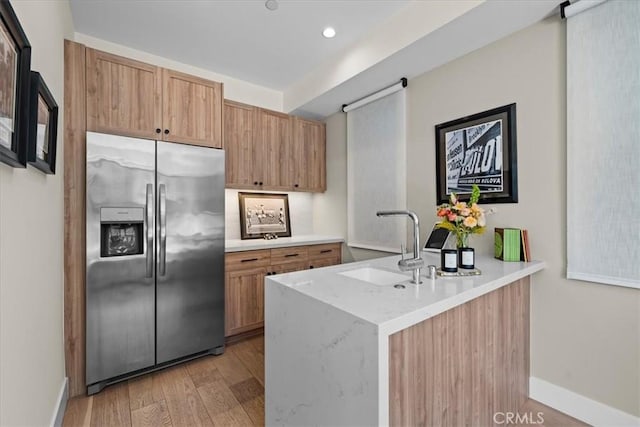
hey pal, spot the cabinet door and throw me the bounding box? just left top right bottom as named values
left=224, top=100, right=262, bottom=188
left=257, top=109, right=291, bottom=189
left=162, top=69, right=223, bottom=148
left=225, top=266, right=267, bottom=337
left=86, top=48, right=161, bottom=139
left=292, top=117, right=326, bottom=192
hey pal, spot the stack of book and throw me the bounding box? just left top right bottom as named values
left=494, top=228, right=532, bottom=262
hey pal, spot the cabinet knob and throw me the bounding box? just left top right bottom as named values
left=294, top=184, right=299, bottom=188
left=164, top=129, right=170, bottom=135
left=309, top=265, right=314, bottom=269
left=254, top=181, right=258, bottom=186
left=259, top=182, right=263, bottom=186
left=155, top=128, right=161, bottom=134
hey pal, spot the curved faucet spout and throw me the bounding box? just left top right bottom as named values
left=376, top=209, right=423, bottom=284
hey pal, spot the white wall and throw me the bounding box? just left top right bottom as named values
left=73, top=33, right=283, bottom=111
left=319, top=17, right=639, bottom=417
left=0, top=1, right=74, bottom=426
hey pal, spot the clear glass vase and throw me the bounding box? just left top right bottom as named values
left=456, top=232, right=469, bottom=248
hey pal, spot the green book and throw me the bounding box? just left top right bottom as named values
left=495, top=228, right=521, bottom=262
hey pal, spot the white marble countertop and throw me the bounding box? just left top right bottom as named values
left=225, top=234, right=344, bottom=252
left=267, top=252, right=545, bottom=335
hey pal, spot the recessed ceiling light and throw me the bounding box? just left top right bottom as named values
left=322, top=27, right=336, bottom=38
left=265, top=0, right=278, bottom=11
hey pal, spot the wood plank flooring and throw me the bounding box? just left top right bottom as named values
left=63, top=334, right=587, bottom=427
left=63, top=336, right=264, bottom=427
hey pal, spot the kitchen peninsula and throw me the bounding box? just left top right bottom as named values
left=265, top=252, right=545, bottom=426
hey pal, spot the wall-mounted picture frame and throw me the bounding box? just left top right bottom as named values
left=435, top=103, right=518, bottom=204
left=27, top=72, right=58, bottom=174
left=239, top=192, right=291, bottom=240
left=0, top=0, right=31, bottom=168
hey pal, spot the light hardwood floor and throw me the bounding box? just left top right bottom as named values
left=63, top=334, right=588, bottom=427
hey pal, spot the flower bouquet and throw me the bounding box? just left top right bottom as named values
left=436, top=184, right=490, bottom=249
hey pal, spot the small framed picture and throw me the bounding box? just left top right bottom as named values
left=239, top=192, right=291, bottom=240
left=27, top=72, right=58, bottom=174
left=0, top=1, right=31, bottom=168
left=435, top=103, right=518, bottom=204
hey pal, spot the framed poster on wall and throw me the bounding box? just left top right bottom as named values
left=435, top=103, right=518, bottom=204
left=0, top=0, right=31, bottom=168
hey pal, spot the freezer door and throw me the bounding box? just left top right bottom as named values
left=156, top=141, right=225, bottom=363
left=86, top=132, right=156, bottom=385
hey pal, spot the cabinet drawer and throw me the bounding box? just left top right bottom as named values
left=270, top=246, right=308, bottom=265
left=308, top=243, right=341, bottom=261
left=225, top=250, right=271, bottom=271
left=308, top=257, right=341, bottom=270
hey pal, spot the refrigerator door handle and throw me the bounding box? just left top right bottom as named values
left=159, top=183, right=167, bottom=276
left=145, top=183, right=154, bottom=278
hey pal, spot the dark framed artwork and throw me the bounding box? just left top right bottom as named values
left=27, top=72, right=58, bottom=174
left=435, top=103, right=518, bottom=204
left=0, top=0, right=31, bottom=168
left=239, top=192, right=291, bottom=240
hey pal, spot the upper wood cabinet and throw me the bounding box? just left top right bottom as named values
left=223, top=100, right=326, bottom=193
left=162, top=69, right=222, bottom=148
left=86, top=48, right=162, bottom=140
left=292, top=117, right=326, bottom=192
left=257, top=108, right=291, bottom=189
left=85, top=48, right=222, bottom=148
left=224, top=100, right=258, bottom=187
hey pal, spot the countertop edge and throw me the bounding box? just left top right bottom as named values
left=225, top=235, right=345, bottom=252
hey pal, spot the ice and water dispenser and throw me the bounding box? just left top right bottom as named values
left=100, top=207, right=145, bottom=257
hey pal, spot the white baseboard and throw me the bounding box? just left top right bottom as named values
left=529, top=377, right=640, bottom=426
left=50, top=377, right=69, bottom=427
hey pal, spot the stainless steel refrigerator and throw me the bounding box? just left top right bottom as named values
left=85, top=132, right=225, bottom=394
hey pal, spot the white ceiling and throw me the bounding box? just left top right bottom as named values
left=69, top=0, right=563, bottom=119
left=69, top=0, right=410, bottom=90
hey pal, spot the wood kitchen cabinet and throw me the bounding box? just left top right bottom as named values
left=224, top=249, right=270, bottom=337
left=86, top=48, right=162, bottom=140
left=162, top=69, right=222, bottom=148
left=308, top=243, right=341, bottom=269
left=223, top=103, right=291, bottom=190
left=258, top=108, right=292, bottom=189
left=224, top=100, right=258, bottom=187
left=86, top=48, right=222, bottom=148
left=224, top=243, right=342, bottom=338
left=223, top=100, right=326, bottom=193
left=225, top=266, right=267, bottom=337
left=292, top=117, right=326, bottom=192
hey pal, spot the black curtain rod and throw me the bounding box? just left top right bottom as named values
left=560, top=0, right=571, bottom=19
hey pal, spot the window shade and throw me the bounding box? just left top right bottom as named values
left=566, top=0, right=640, bottom=288
left=347, top=90, right=406, bottom=252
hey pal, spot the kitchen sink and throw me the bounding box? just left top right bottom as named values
left=339, top=267, right=410, bottom=286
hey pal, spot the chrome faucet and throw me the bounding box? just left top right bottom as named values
left=376, top=210, right=424, bottom=284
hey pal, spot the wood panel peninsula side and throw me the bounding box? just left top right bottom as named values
left=265, top=253, right=545, bottom=426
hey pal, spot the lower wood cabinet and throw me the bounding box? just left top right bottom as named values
left=225, top=243, right=342, bottom=337
left=225, top=266, right=267, bottom=337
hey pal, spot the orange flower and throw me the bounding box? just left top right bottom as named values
left=447, top=213, right=458, bottom=222
left=437, top=208, right=449, bottom=217
left=463, top=216, right=477, bottom=228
